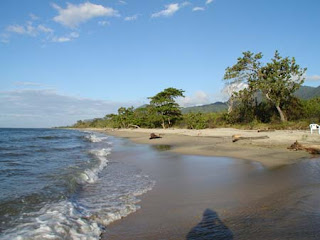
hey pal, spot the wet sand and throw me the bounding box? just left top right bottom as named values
left=98, top=128, right=320, bottom=168
left=97, top=132, right=320, bottom=240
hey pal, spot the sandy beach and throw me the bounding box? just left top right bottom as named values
left=95, top=128, right=320, bottom=239
left=93, top=127, right=320, bottom=168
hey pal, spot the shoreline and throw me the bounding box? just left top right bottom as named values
left=85, top=127, right=320, bottom=168
left=94, top=127, right=320, bottom=239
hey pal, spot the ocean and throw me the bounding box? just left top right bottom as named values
left=0, top=128, right=154, bottom=240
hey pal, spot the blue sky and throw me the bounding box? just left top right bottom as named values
left=0, top=0, right=319, bottom=127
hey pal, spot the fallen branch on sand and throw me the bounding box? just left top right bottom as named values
left=288, top=141, right=320, bottom=154
left=257, top=129, right=275, bottom=133
left=128, top=124, right=140, bottom=128
left=150, top=133, right=162, bottom=140
left=232, top=134, right=269, bottom=142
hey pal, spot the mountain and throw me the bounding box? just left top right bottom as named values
left=182, top=102, right=228, bottom=114
left=181, top=85, right=320, bottom=114
left=294, top=85, right=320, bottom=100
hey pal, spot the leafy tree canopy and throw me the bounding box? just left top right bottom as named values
left=224, top=51, right=306, bottom=122
left=148, top=87, right=185, bottom=128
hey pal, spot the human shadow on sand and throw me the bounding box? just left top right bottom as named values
left=186, top=209, right=233, bottom=240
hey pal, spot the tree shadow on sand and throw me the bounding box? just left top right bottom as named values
left=186, top=209, right=233, bottom=240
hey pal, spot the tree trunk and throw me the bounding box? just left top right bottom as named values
left=275, top=105, right=287, bottom=122
left=265, top=92, right=287, bottom=122
left=161, top=119, right=166, bottom=129
left=167, top=118, right=171, bottom=127
left=227, top=98, right=233, bottom=114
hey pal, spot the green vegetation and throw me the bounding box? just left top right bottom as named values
left=148, top=87, right=185, bottom=128
left=224, top=51, right=306, bottom=122
left=72, top=51, right=320, bottom=130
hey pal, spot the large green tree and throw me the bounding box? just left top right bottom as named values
left=258, top=51, right=306, bottom=121
left=224, top=51, right=306, bottom=122
left=148, top=87, right=185, bottom=128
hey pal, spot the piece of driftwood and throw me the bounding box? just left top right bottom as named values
left=288, top=140, right=320, bottom=154
left=257, top=129, right=275, bottom=133
left=232, top=134, right=269, bottom=142
left=150, top=133, right=162, bottom=140
left=128, top=124, right=140, bottom=128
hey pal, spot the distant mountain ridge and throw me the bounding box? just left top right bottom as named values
left=182, top=102, right=228, bottom=113
left=294, top=85, right=320, bottom=100
left=182, top=85, right=320, bottom=113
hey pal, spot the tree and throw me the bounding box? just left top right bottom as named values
left=224, top=51, right=306, bottom=122
left=148, top=88, right=185, bottom=128
left=258, top=51, right=306, bottom=122
left=223, top=51, right=263, bottom=113
left=117, top=106, right=135, bottom=128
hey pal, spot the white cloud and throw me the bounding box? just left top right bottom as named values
left=0, top=89, right=138, bottom=128
left=6, top=22, right=53, bottom=37
left=193, top=7, right=205, bottom=11
left=177, top=91, right=213, bottom=107
left=52, top=2, right=119, bottom=28
left=118, top=0, right=127, bottom=5
left=221, top=82, right=247, bottom=101
left=29, top=13, right=39, bottom=21
left=98, top=20, right=109, bottom=26
left=306, top=75, right=320, bottom=81
left=124, top=14, right=139, bottom=21
left=37, top=24, right=54, bottom=33
left=181, top=2, right=191, bottom=7
left=151, top=3, right=180, bottom=18
left=206, top=0, right=214, bottom=4
left=7, top=25, right=26, bottom=34
left=1, top=36, right=9, bottom=44
left=52, top=32, right=79, bottom=43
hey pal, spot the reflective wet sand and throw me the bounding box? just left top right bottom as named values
left=103, top=137, right=320, bottom=240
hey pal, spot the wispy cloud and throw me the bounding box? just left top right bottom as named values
left=193, top=7, right=205, bottom=11
left=29, top=13, right=39, bottom=21
left=306, top=75, right=320, bottom=81
left=151, top=3, right=181, bottom=18
left=0, top=89, right=138, bottom=128
left=206, top=0, right=214, bottom=5
left=52, top=2, right=119, bottom=28
left=1, top=33, right=10, bottom=44
left=6, top=22, right=53, bottom=37
left=181, top=2, right=191, bottom=7
left=52, top=32, right=79, bottom=43
left=124, top=14, right=139, bottom=21
left=118, top=0, right=127, bottom=5
left=4, top=20, right=81, bottom=43
left=98, top=20, right=110, bottom=26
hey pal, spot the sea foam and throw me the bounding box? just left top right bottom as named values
left=84, top=134, right=108, bottom=143
left=0, top=131, right=154, bottom=240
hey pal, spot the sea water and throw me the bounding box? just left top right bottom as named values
left=0, top=128, right=154, bottom=239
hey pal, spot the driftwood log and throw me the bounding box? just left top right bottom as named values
left=232, top=134, right=269, bottom=142
left=257, top=129, right=275, bottom=133
left=149, top=133, right=162, bottom=140
left=288, top=141, right=320, bottom=154
left=128, top=124, right=140, bottom=128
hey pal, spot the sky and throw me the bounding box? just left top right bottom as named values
left=0, top=0, right=319, bottom=127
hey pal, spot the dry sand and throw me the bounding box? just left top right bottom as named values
left=93, top=127, right=320, bottom=168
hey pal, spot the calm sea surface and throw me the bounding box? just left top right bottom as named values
left=0, top=128, right=154, bottom=239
